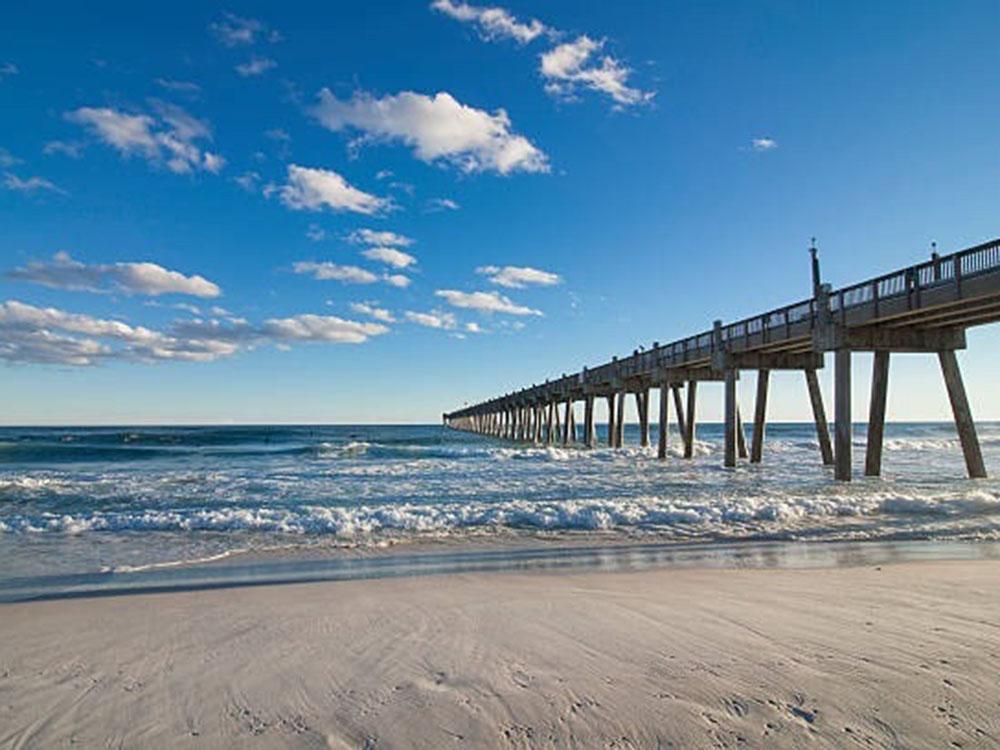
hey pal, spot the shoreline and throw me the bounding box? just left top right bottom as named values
left=2, top=557, right=998, bottom=748
left=4, top=536, right=1000, bottom=604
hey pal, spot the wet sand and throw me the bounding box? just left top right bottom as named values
left=2, top=558, right=999, bottom=748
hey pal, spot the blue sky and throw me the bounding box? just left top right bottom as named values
left=2, top=0, right=1000, bottom=424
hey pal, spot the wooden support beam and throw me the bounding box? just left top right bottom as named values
left=545, top=402, right=555, bottom=444
left=562, top=400, right=572, bottom=446
left=684, top=381, right=697, bottom=459
left=726, top=352, right=824, bottom=371
left=834, top=349, right=852, bottom=481
left=724, top=369, right=737, bottom=468
left=805, top=369, right=834, bottom=466
left=615, top=389, right=626, bottom=447
left=605, top=395, right=615, bottom=447
left=657, top=384, right=669, bottom=460
left=584, top=395, right=596, bottom=448
left=736, top=407, right=748, bottom=460
left=636, top=388, right=650, bottom=447
left=865, top=352, right=890, bottom=476
left=814, top=325, right=965, bottom=353
left=750, top=370, right=769, bottom=463
left=568, top=402, right=576, bottom=444
left=672, top=384, right=687, bottom=447
left=939, top=350, right=987, bottom=478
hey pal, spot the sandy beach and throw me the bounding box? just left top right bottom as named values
left=2, top=557, right=998, bottom=748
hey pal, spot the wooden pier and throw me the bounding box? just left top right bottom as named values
left=444, top=239, right=1000, bottom=480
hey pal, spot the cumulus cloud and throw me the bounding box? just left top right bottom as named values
left=293, top=261, right=378, bottom=284
left=272, top=164, right=390, bottom=214
left=42, top=140, right=83, bottom=158
left=0, top=148, right=20, bottom=167
left=0, top=300, right=387, bottom=366
left=405, top=310, right=457, bottom=329
left=155, top=78, right=201, bottom=95
left=311, top=89, right=548, bottom=174
left=0, top=62, right=18, bottom=81
left=260, top=314, right=387, bottom=344
left=430, top=4, right=652, bottom=109
left=3, top=173, right=66, bottom=194
left=348, top=228, right=414, bottom=247
left=7, top=252, right=221, bottom=298
left=306, top=223, right=326, bottom=242
left=0, top=300, right=235, bottom=365
left=362, top=246, right=416, bottom=269
left=430, top=0, right=547, bottom=44
left=235, top=57, right=277, bottom=77
left=350, top=301, right=396, bottom=323
left=476, top=264, right=560, bottom=288
left=752, top=137, right=777, bottom=151
left=66, top=102, right=224, bottom=174
left=233, top=171, right=260, bottom=192
left=435, top=289, right=541, bottom=315
left=209, top=13, right=280, bottom=46
left=382, top=273, right=411, bottom=288
left=540, top=36, right=654, bottom=107
left=426, top=197, right=460, bottom=212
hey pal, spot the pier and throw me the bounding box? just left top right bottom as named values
left=444, top=238, right=1000, bottom=480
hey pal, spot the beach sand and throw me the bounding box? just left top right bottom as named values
left=2, top=559, right=999, bottom=748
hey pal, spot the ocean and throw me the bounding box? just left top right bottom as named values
left=1, top=422, right=999, bottom=600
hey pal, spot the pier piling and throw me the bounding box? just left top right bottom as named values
left=865, top=352, right=890, bottom=476
left=750, top=369, right=769, bottom=463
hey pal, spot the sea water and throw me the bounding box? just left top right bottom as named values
left=1, top=422, right=999, bottom=599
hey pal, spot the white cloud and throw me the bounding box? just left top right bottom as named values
left=306, top=223, right=326, bottom=242
left=752, top=137, right=777, bottom=151
left=273, top=164, right=390, bottom=215
left=362, top=246, right=416, bottom=269
left=0, top=300, right=386, bottom=366
left=383, top=273, right=411, bottom=288
left=209, top=13, right=280, bottom=46
left=260, top=314, right=387, bottom=344
left=66, top=103, right=224, bottom=174
left=42, top=140, right=83, bottom=158
left=426, top=197, right=460, bottom=212
left=350, top=301, right=396, bottom=323
left=0, top=300, right=235, bottom=365
left=435, top=289, right=541, bottom=315
left=3, top=173, right=66, bottom=195
left=235, top=57, right=277, bottom=77
left=0, top=62, right=18, bottom=81
left=155, top=78, right=201, bottom=95
left=293, top=261, right=378, bottom=284
left=465, top=321, right=484, bottom=333
left=311, top=89, right=548, bottom=175
left=476, top=264, right=560, bottom=288
left=348, top=228, right=414, bottom=247
left=234, top=171, right=260, bottom=191
left=405, top=310, right=457, bottom=329
left=540, top=36, right=653, bottom=107
left=430, top=0, right=547, bottom=44
left=7, top=252, right=221, bottom=298
left=0, top=148, right=20, bottom=167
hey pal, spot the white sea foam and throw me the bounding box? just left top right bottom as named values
left=3, top=488, right=998, bottom=540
